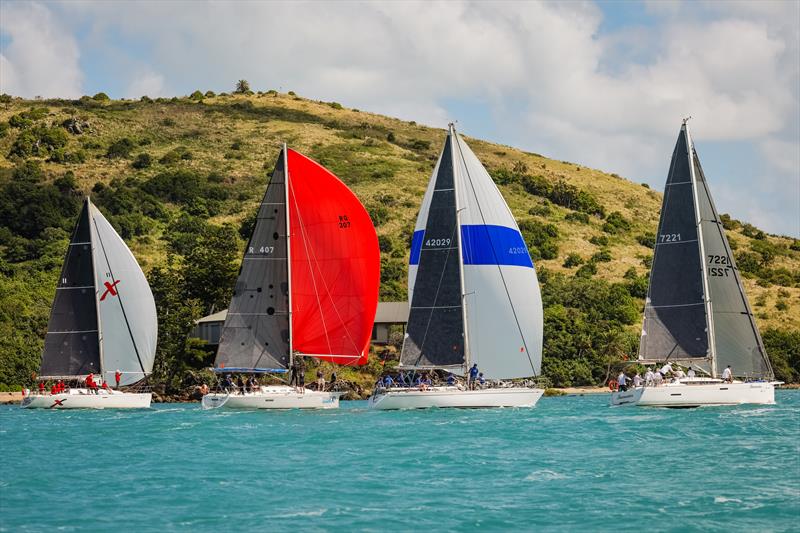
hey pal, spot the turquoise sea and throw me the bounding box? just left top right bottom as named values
left=1, top=391, right=798, bottom=532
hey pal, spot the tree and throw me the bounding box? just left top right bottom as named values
left=235, top=79, right=251, bottom=94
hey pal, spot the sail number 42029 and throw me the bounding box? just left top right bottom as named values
left=425, top=238, right=451, bottom=247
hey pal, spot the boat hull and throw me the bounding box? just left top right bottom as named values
left=21, top=390, right=151, bottom=409
left=201, top=386, right=341, bottom=410
left=368, top=387, right=544, bottom=410
left=610, top=381, right=776, bottom=407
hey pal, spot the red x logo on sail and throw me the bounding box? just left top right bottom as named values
left=100, top=280, right=121, bottom=301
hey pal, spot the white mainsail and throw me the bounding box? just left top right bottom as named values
left=89, top=203, right=158, bottom=385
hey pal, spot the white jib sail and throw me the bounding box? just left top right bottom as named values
left=90, top=203, right=158, bottom=385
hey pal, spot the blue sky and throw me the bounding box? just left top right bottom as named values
left=1, top=0, right=798, bottom=236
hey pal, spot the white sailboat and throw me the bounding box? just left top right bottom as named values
left=22, top=198, right=157, bottom=409
left=368, top=125, right=545, bottom=410
left=202, top=146, right=380, bottom=410
left=611, top=120, right=781, bottom=407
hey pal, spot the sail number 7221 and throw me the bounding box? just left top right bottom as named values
left=708, top=254, right=732, bottom=277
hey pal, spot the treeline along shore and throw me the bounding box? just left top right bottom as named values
left=1, top=87, right=798, bottom=395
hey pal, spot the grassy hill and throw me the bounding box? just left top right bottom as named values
left=1, top=89, right=798, bottom=391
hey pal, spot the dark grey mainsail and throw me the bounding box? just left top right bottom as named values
left=215, top=150, right=291, bottom=371
left=40, top=199, right=101, bottom=378
left=639, top=125, right=710, bottom=368
left=694, top=149, right=773, bottom=379
left=400, top=134, right=466, bottom=370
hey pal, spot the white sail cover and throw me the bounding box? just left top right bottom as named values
left=408, top=127, right=543, bottom=379
left=89, top=203, right=158, bottom=385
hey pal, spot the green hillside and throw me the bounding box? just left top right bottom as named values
left=1, top=89, right=798, bottom=393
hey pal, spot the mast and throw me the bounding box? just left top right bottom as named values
left=685, top=120, right=717, bottom=377
left=450, top=124, right=471, bottom=373
left=284, top=144, right=294, bottom=368
left=88, top=197, right=105, bottom=379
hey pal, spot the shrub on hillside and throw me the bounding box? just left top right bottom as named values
left=132, top=153, right=153, bottom=169
left=235, top=80, right=251, bottom=94
left=92, top=92, right=110, bottom=101
left=591, top=249, right=613, bottom=263
left=9, top=126, right=68, bottom=158
left=589, top=235, right=608, bottom=246
left=159, top=146, right=192, bottom=165
left=106, top=137, right=136, bottom=159
left=602, top=211, right=631, bottom=234
left=563, top=253, right=584, bottom=268
left=564, top=211, right=590, bottom=224
left=189, top=90, right=204, bottom=101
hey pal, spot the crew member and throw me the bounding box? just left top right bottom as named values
left=617, top=371, right=628, bottom=392
left=115, top=370, right=122, bottom=389
left=468, top=364, right=479, bottom=390
left=722, top=365, right=733, bottom=383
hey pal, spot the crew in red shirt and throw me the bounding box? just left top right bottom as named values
left=38, top=381, right=45, bottom=395
left=115, top=370, right=122, bottom=389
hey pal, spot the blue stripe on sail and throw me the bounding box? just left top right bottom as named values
left=410, top=230, right=424, bottom=265
left=409, top=225, right=533, bottom=268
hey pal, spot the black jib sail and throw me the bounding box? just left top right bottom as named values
left=400, top=133, right=466, bottom=370
left=215, top=150, right=291, bottom=371
left=40, top=199, right=102, bottom=378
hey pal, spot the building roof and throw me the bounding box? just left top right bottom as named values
left=374, top=301, right=409, bottom=323
left=196, top=302, right=409, bottom=325
left=197, top=309, right=228, bottom=323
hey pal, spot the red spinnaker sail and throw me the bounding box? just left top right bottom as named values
left=287, top=149, right=379, bottom=365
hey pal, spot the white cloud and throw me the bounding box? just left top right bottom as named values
left=8, top=0, right=799, bottom=234
left=0, top=2, right=82, bottom=97
left=124, top=70, right=165, bottom=99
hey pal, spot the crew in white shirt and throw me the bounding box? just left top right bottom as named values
left=644, top=368, right=655, bottom=386
left=617, top=371, right=629, bottom=392
left=687, top=368, right=696, bottom=378
left=633, top=373, right=643, bottom=387
left=722, top=365, right=733, bottom=383
left=674, top=368, right=686, bottom=380
left=653, top=370, right=664, bottom=385
left=660, top=362, right=673, bottom=376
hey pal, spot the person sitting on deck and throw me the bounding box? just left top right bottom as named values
left=447, top=374, right=456, bottom=386
left=617, top=371, right=629, bottom=392
left=419, top=374, right=431, bottom=391
left=722, top=365, right=733, bottom=383
left=653, top=370, right=663, bottom=386
left=468, top=364, right=479, bottom=390
left=86, top=373, right=98, bottom=394
left=478, top=373, right=486, bottom=389
left=644, top=368, right=655, bottom=386
left=249, top=376, right=258, bottom=393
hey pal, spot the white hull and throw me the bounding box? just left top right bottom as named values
left=368, top=386, right=544, bottom=410
left=201, top=386, right=341, bottom=410
left=21, top=389, right=151, bottom=409
left=610, top=381, right=776, bottom=407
